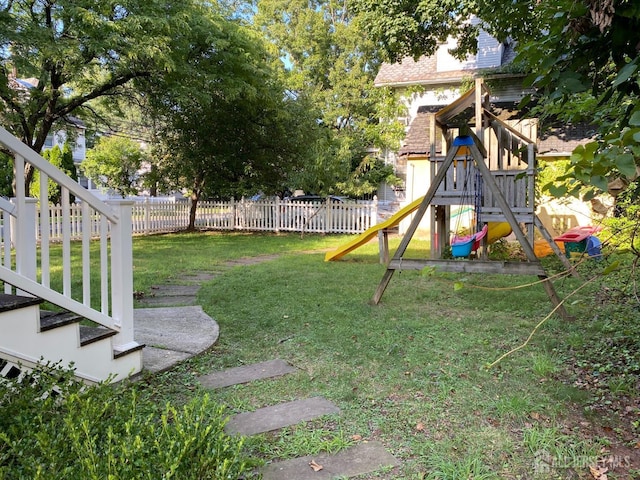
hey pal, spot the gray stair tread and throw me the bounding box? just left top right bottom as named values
left=261, top=441, right=400, bottom=480
left=40, top=310, right=82, bottom=331
left=0, top=293, right=42, bottom=313
left=225, top=397, right=340, bottom=436
left=199, top=359, right=297, bottom=389
left=79, top=325, right=116, bottom=345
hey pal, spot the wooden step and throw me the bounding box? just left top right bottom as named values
left=79, top=325, right=117, bottom=346
left=113, top=342, right=145, bottom=359
left=0, top=294, right=144, bottom=383
left=0, top=293, right=42, bottom=312
left=40, top=310, right=83, bottom=331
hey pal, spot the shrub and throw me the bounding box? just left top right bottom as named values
left=0, top=362, right=254, bottom=479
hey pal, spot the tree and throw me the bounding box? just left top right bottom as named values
left=81, top=136, right=144, bottom=198
left=253, top=0, right=405, bottom=196
left=31, top=143, right=78, bottom=204
left=143, top=12, right=322, bottom=229
left=353, top=0, right=640, bottom=198
left=0, top=0, right=219, bottom=192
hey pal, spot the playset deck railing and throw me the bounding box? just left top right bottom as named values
left=430, top=113, right=536, bottom=225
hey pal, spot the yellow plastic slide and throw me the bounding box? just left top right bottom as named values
left=324, top=196, right=513, bottom=261
left=486, top=221, right=512, bottom=244
left=324, top=197, right=424, bottom=261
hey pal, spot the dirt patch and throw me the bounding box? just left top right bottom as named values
left=558, top=366, right=640, bottom=478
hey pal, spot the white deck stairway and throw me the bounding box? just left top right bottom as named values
left=0, top=126, right=144, bottom=383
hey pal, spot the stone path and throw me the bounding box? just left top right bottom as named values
left=225, top=396, right=341, bottom=436
left=136, top=255, right=281, bottom=308
left=134, top=305, right=219, bottom=373
left=199, top=359, right=297, bottom=388
left=136, top=258, right=401, bottom=478
left=199, top=359, right=400, bottom=479
left=262, top=441, right=400, bottom=480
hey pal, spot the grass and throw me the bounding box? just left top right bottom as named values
left=123, top=231, right=639, bottom=479
left=43, top=231, right=638, bottom=478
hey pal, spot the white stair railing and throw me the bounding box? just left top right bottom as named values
left=0, top=126, right=137, bottom=352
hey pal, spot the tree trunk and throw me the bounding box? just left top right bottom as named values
left=188, top=191, right=199, bottom=231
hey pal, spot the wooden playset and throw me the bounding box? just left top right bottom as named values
left=371, top=79, right=575, bottom=320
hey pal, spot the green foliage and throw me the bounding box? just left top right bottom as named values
left=81, top=136, right=145, bottom=197
left=0, top=152, right=14, bottom=197
left=597, top=181, right=640, bottom=253
left=30, top=144, right=77, bottom=204
left=254, top=0, right=406, bottom=196
left=145, top=9, right=319, bottom=211
left=537, top=159, right=571, bottom=199
left=352, top=0, right=478, bottom=63
left=0, top=362, right=253, bottom=479
left=335, top=156, right=401, bottom=197
left=0, top=0, right=246, bottom=192
left=355, top=0, right=640, bottom=196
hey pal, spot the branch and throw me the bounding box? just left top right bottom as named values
left=55, top=70, right=152, bottom=119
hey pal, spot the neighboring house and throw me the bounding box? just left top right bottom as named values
left=374, top=25, right=598, bottom=236
left=10, top=77, right=90, bottom=189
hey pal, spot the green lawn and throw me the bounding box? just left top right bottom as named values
left=134, top=232, right=638, bottom=479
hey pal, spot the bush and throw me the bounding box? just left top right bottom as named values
left=0, top=362, right=254, bottom=479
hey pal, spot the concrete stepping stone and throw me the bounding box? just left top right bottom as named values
left=199, top=359, right=297, bottom=389
left=149, top=285, right=201, bottom=296
left=174, top=272, right=219, bottom=283
left=225, top=397, right=340, bottom=436
left=261, top=441, right=401, bottom=480
left=134, top=306, right=219, bottom=373
left=137, top=295, right=196, bottom=307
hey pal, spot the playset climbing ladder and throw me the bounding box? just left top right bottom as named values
left=371, top=80, right=574, bottom=320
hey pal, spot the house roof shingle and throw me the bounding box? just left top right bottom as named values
left=375, top=56, right=475, bottom=87
left=375, top=42, right=517, bottom=87
left=399, top=102, right=594, bottom=158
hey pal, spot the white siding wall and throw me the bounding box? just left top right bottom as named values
left=45, top=128, right=86, bottom=162
left=436, top=27, right=503, bottom=72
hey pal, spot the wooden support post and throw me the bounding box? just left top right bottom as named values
left=372, top=146, right=459, bottom=304
left=372, top=268, right=396, bottom=305
left=378, top=229, right=389, bottom=265
left=430, top=205, right=446, bottom=259
left=534, top=215, right=579, bottom=278
left=469, top=144, right=573, bottom=321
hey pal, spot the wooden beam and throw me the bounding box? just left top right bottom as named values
left=534, top=215, right=579, bottom=278
left=485, top=110, right=536, bottom=146
left=475, top=78, right=483, bottom=139
left=388, top=259, right=546, bottom=275
left=371, top=144, right=460, bottom=304
left=378, top=229, right=390, bottom=265
left=469, top=142, right=572, bottom=320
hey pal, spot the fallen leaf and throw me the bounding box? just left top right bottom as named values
left=309, top=460, right=323, bottom=472
left=589, top=465, right=608, bottom=480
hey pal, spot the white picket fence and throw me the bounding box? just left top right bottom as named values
left=40, top=197, right=378, bottom=241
